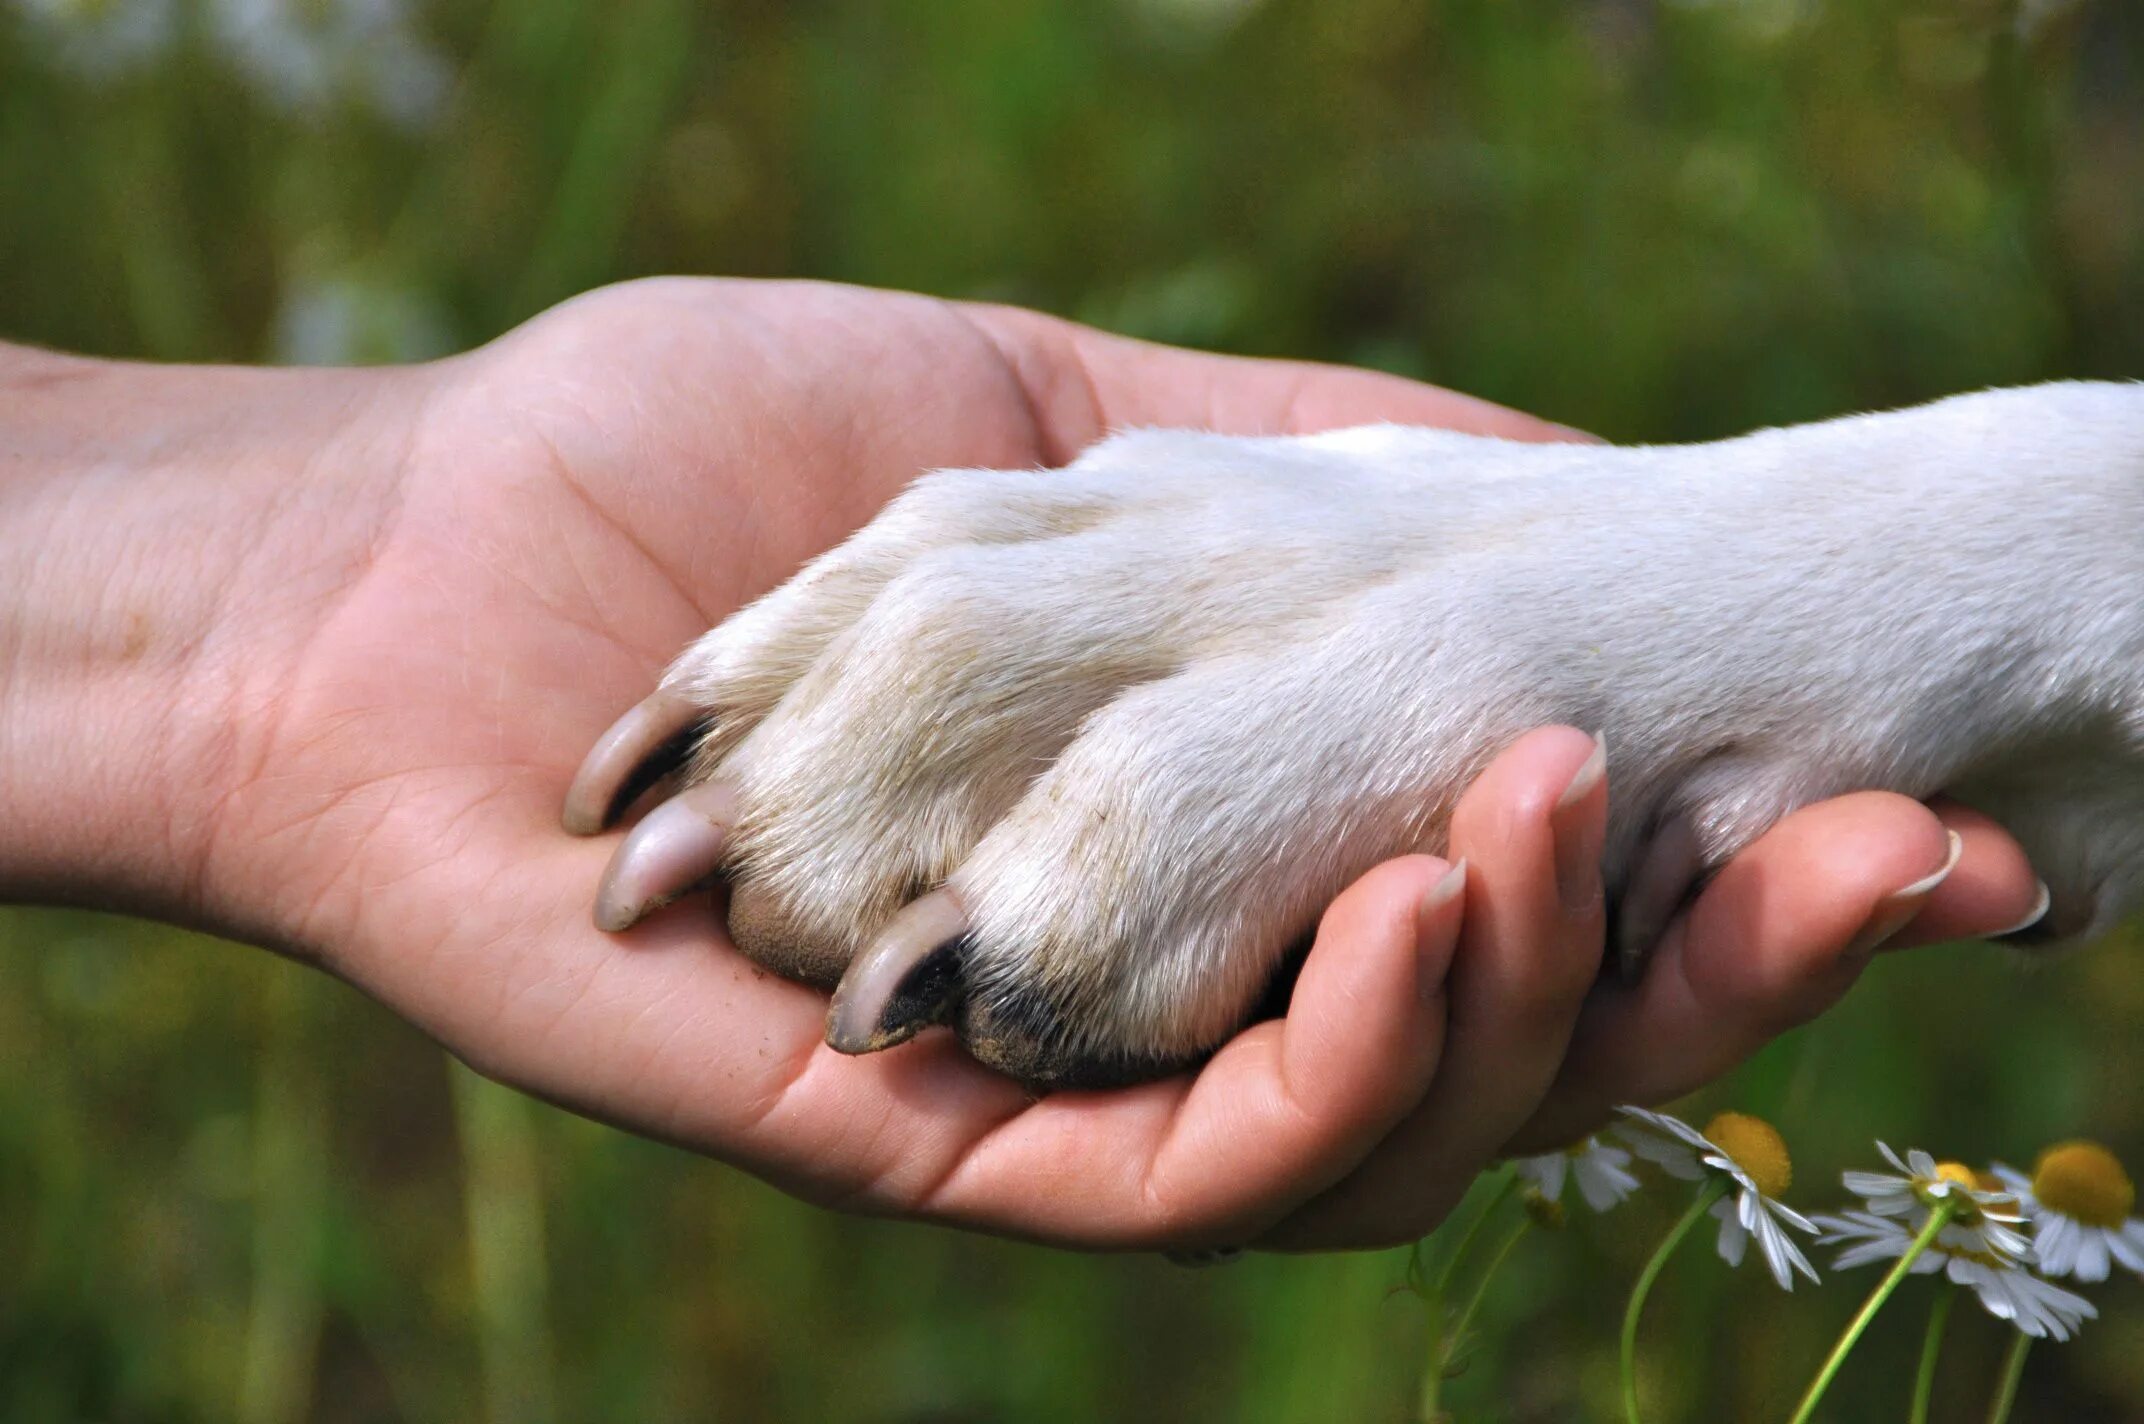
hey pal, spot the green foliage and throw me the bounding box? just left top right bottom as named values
left=3, top=0, right=2143, bottom=1418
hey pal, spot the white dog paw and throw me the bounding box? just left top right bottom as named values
left=567, top=383, right=2144, bottom=1087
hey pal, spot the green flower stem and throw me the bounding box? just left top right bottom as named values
left=1420, top=1217, right=1534, bottom=1421
left=1414, top=1171, right=1520, bottom=1424
left=1786, top=1200, right=1959, bottom=1424
left=1621, top=1178, right=1730, bottom=1424
left=1908, top=1286, right=1956, bottom=1424
left=1432, top=1170, right=1518, bottom=1298
left=1984, top=1332, right=2031, bottom=1424
left=1452, top=1217, right=1532, bottom=1347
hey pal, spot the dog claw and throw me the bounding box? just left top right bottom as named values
left=593, top=780, right=739, bottom=932
left=563, top=689, right=705, bottom=836
left=826, top=891, right=971, bottom=1054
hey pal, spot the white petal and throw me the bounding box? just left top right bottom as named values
left=1713, top=1200, right=1749, bottom=1268
left=1629, top=1139, right=1707, bottom=1180
left=1516, top=1153, right=1568, bottom=1201
left=1965, top=1265, right=2028, bottom=1326
left=1811, top=1213, right=1873, bottom=1245
left=2035, top=1275, right=2098, bottom=1336
left=1616, top=1115, right=1708, bottom=1180
left=1981, top=1220, right=2031, bottom=1262
left=1814, top=1210, right=1899, bottom=1246
left=1841, top=1171, right=1905, bottom=1198
left=1574, top=1154, right=1640, bottom=1213
left=1665, top=1116, right=1716, bottom=1151
left=1752, top=1210, right=1820, bottom=1289
left=1768, top=1200, right=1819, bottom=1236
left=1833, top=1240, right=1905, bottom=1271
left=1815, top=1211, right=1914, bottom=1270
left=1981, top=1198, right=2030, bottom=1226
left=2037, top=1216, right=2082, bottom=1278
left=2006, top=1271, right=2097, bottom=1342
left=2076, top=1231, right=2112, bottom=1284
left=2107, top=1226, right=2144, bottom=1274
left=1617, top=1106, right=1710, bottom=1156
left=1702, top=1153, right=1757, bottom=1194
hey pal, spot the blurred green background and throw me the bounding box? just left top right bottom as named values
left=4, top=0, right=2144, bottom=1419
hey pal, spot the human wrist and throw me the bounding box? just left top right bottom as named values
left=0, top=344, right=420, bottom=930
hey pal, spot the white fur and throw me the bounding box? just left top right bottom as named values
left=661, top=382, right=2144, bottom=1072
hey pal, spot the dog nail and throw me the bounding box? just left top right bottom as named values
left=1846, top=830, right=1962, bottom=957
left=827, top=890, right=971, bottom=1053
left=593, top=780, right=738, bottom=932
left=564, top=689, right=705, bottom=835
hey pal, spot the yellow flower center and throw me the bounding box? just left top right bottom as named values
left=1703, top=1111, right=1792, bottom=1200
left=2033, top=1141, right=2136, bottom=1229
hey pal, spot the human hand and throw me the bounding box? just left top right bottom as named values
left=0, top=279, right=2046, bottom=1250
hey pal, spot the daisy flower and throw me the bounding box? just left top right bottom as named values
left=1617, top=1106, right=1820, bottom=1289
left=1839, top=1142, right=2032, bottom=1261
left=1514, top=1135, right=1642, bottom=1216
left=1991, top=1140, right=2144, bottom=1283
left=1813, top=1209, right=2096, bottom=1342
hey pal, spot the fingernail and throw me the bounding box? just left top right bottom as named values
left=1552, top=734, right=1608, bottom=917
left=1989, top=880, right=2054, bottom=943
left=1846, top=830, right=1962, bottom=958
left=1417, top=860, right=1468, bottom=1002
left=1418, top=859, right=1469, bottom=927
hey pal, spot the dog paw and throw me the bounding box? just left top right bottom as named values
left=567, top=384, right=2144, bottom=1087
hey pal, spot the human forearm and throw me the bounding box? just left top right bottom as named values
left=0, top=343, right=416, bottom=932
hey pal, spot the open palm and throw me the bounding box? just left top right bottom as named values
left=193, top=278, right=2037, bottom=1251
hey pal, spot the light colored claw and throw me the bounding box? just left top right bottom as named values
left=826, top=890, right=971, bottom=1054
left=593, top=780, right=739, bottom=932
left=562, top=689, right=705, bottom=836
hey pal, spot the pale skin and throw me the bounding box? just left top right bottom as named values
left=0, top=277, right=2045, bottom=1252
